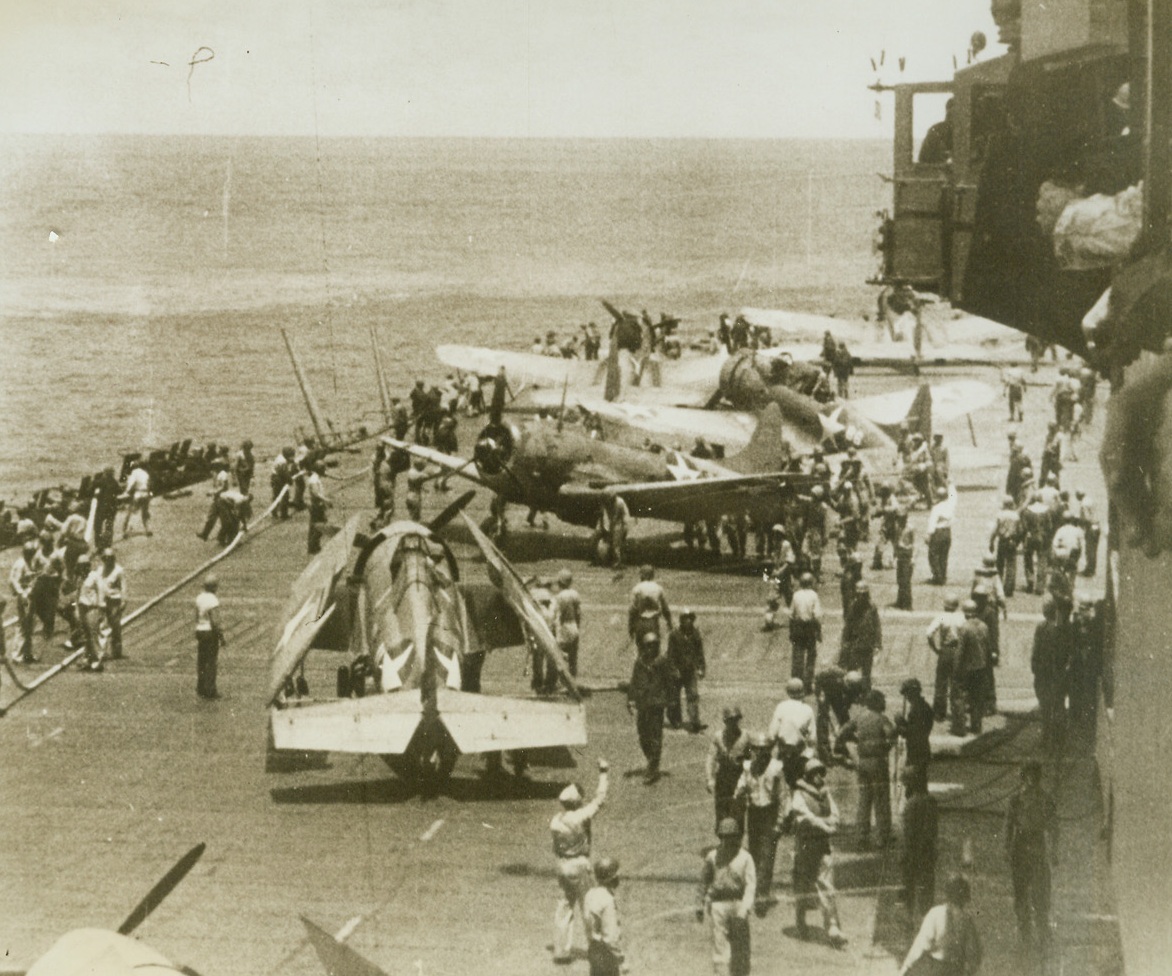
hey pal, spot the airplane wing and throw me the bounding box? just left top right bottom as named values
left=381, top=437, right=490, bottom=487
left=25, top=929, right=180, bottom=976
left=436, top=344, right=605, bottom=388
left=741, top=306, right=1030, bottom=365
left=459, top=512, right=582, bottom=700
left=584, top=471, right=811, bottom=525
left=853, top=380, right=996, bottom=430
left=530, top=394, right=761, bottom=452
left=268, top=515, right=361, bottom=704
left=301, top=917, right=390, bottom=976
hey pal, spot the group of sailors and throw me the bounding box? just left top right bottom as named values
left=6, top=526, right=126, bottom=674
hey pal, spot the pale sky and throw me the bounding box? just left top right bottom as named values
left=0, top=0, right=1002, bottom=138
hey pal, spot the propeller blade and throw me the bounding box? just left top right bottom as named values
left=489, top=368, right=508, bottom=426
left=556, top=375, right=568, bottom=432
left=601, top=299, right=625, bottom=323
left=428, top=489, right=477, bottom=533
left=117, top=842, right=206, bottom=935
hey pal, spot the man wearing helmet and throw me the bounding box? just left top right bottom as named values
left=553, top=568, right=582, bottom=681
left=734, top=732, right=786, bottom=915
left=791, top=758, right=847, bottom=947
left=666, top=608, right=706, bottom=732
left=990, top=494, right=1022, bottom=596
left=697, top=817, right=756, bottom=976
left=769, top=677, right=815, bottom=788
left=626, top=632, right=676, bottom=784
left=583, top=856, right=627, bottom=976
left=550, top=758, right=610, bottom=965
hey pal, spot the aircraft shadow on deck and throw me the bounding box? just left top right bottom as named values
left=441, top=521, right=776, bottom=576
left=269, top=772, right=566, bottom=806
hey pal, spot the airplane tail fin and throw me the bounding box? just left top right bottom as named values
left=903, top=383, right=933, bottom=441
left=301, top=917, right=390, bottom=976
left=725, top=402, right=791, bottom=474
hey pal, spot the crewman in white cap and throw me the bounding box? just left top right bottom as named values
left=550, top=758, right=610, bottom=964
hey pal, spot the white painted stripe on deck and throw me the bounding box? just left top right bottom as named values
left=333, top=915, right=363, bottom=942
left=419, top=818, right=445, bottom=842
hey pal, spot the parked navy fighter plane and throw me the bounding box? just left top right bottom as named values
left=267, top=508, right=586, bottom=785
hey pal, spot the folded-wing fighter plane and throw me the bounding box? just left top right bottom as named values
left=385, top=366, right=812, bottom=554
left=268, top=509, right=587, bottom=784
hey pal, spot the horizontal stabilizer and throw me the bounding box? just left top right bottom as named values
left=435, top=689, right=587, bottom=754
left=270, top=692, right=424, bottom=755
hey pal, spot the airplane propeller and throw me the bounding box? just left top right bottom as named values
left=117, top=842, right=206, bottom=935
left=428, top=489, right=477, bottom=533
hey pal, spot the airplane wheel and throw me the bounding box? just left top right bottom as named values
left=389, top=739, right=458, bottom=786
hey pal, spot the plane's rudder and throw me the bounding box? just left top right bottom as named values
left=727, top=402, right=790, bottom=473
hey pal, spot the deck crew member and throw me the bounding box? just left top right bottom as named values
left=550, top=759, right=610, bottom=965
left=9, top=540, right=40, bottom=662
left=926, top=596, right=965, bottom=732
left=100, top=548, right=126, bottom=660
left=627, top=565, right=672, bottom=649
left=895, top=678, right=934, bottom=788
left=233, top=439, right=255, bottom=496
left=1005, top=762, right=1057, bottom=953
left=898, top=875, right=982, bottom=975
left=958, top=600, right=991, bottom=735
left=789, top=572, right=823, bottom=690
left=666, top=608, right=705, bottom=732
left=553, top=568, right=582, bottom=678
left=697, top=817, right=756, bottom=976
left=197, top=460, right=231, bottom=541
left=626, top=632, right=676, bottom=784
left=900, top=766, right=939, bottom=920
left=990, top=495, right=1022, bottom=596
left=271, top=447, right=295, bottom=520
left=837, top=688, right=896, bottom=849
left=195, top=574, right=225, bottom=699
left=583, top=857, right=628, bottom=976
left=840, top=580, right=881, bottom=685
left=768, top=677, right=814, bottom=788
left=77, top=554, right=107, bottom=672
left=93, top=467, right=121, bottom=548
left=706, top=706, right=750, bottom=829
left=122, top=459, right=152, bottom=537
left=926, top=484, right=956, bottom=584
left=405, top=459, right=426, bottom=522
left=791, top=758, right=847, bottom=947
left=32, top=531, right=62, bottom=640
left=734, top=732, right=785, bottom=915
left=306, top=460, right=330, bottom=556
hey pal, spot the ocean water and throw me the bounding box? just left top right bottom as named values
left=0, top=135, right=888, bottom=495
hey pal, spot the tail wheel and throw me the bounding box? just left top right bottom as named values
left=387, top=735, right=459, bottom=786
